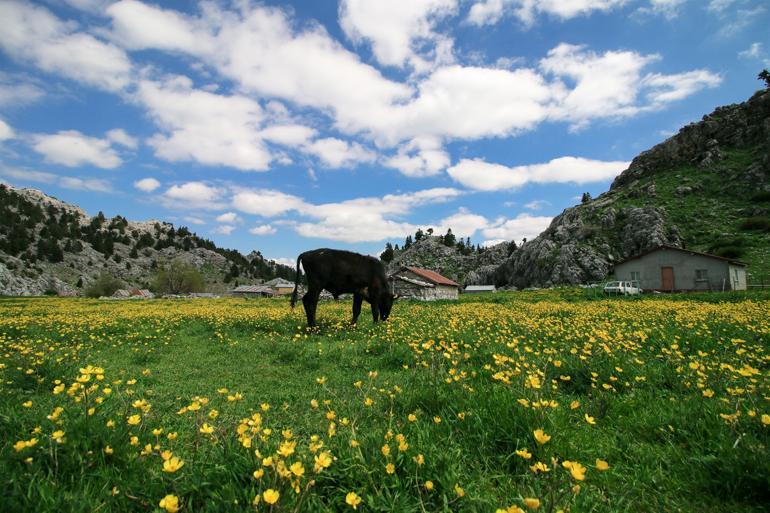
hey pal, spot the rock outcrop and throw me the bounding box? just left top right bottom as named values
left=495, top=89, right=770, bottom=288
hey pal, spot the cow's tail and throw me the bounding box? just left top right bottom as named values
left=290, top=254, right=303, bottom=309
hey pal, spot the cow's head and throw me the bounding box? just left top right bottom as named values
left=379, top=292, right=399, bottom=321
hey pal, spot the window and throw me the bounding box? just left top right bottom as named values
left=630, top=271, right=640, bottom=282
left=695, top=269, right=708, bottom=281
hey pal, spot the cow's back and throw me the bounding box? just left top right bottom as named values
left=301, top=248, right=385, bottom=293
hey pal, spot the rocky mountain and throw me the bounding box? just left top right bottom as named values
left=386, top=235, right=510, bottom=286
left=496, top=88, right=770, bottom=288
left=0, top=185, right=295, bottom=296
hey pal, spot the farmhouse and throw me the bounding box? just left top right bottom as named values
left=389, top=267, right=459, bottom=300
left=464, top=285, right=496, bottom=294
left=264, top=278, right=295, bottom=295
left=230, top=285, right=275, bottom=298
left=613, top=245, right=747, bottom=292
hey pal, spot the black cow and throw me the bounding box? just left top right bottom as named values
left=290, top=248, right=397, bottom=327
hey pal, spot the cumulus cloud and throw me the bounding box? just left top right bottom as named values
left=211, top=224, right=235, bottom=235
left=0, top=1, right=132, bottom=91
left=302, top=137, right=376, bottom=168
left=216, top=212, right=242, bottom=223
left=32, top=130, right=123, bottom=169
left=183, top=216, right=205, bottom=225
left=0, top=119, right=14, bottom=141
left=106, top=128, right=138, bottom=149
left=0, top=166, right=111, bottom=192
left=524, top=199, right=550, bottom=210
left=738, top=42, right=770, bottom=66
left=0, top=73, right=44, bottom=107
left=162, top=181, right=226, bottom=210
left=384, top=136, right=451, bottom=177
left=339, top=0, right=457, bottom=71
left=232, top=189, right=307, bottom=217
left=134, top=177, right=160, bottom=192
left=481, top=213, right=553, bottom=242
left=249, top=224, right=277, bottom=235
left=467, top=0, right=628, bottom=27
left=447, top=156, right=630, bottom=191
left=540, top=44, right=720, bottom=127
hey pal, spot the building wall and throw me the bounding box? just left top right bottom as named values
left=391, top=270, right=458, bottom=300
left=728, top=265, right=747, bottom=291
left=614, top=249, right=741, bottom=291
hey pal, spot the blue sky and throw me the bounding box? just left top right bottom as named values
left=0, top=0, right=768, bottom=266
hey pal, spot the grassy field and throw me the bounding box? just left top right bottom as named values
left=1, top=291, right=768, bottom=513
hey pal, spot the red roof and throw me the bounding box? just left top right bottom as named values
left=402, top=267, right=459, bottom=287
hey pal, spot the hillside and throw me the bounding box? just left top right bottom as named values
left=0, top=184, right=295, bottom=296
left=495, top=88, right=770, bottom=288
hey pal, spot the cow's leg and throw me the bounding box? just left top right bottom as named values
left=352, top=293, right=363, bottom=325
left=370, top=302, right=380, bottom=323
left=302, top=288, right=321, bottom=327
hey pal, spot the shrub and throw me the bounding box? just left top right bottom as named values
left=750, top=191, right=770, bottom=202
left=152, top=259, right=205, bottom=294
left=713, top=246, right=744, bottom=258
left=739, top=216, right=770, bottom=232
left=84, top=272, right=124, bottom=298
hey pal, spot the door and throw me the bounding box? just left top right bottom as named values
left=661, top=267, right=674, bottom=291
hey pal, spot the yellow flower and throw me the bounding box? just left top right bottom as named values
left=199, top=423, right=214, bottom=434
left=533, top=429, right=551, bottom=445
left=413, top=454, right=425, bottom=465
left=381, top=444, right=391, bottom=457
left=159, top=494, right=180, bottom=513
left=584, top=414, right=596, bottom=425
left=262, top=456, right=274, bottom=467
left=263, top=489, right=280, bottom=505
left=163, top=456, right=184, bottom=473
left=51, top=430, right=65, bottom=443
left=345, top=492, right=362, bottom=510
left=408, top=413, right=417, bottom=422
left=570, top=400, right=580, bottom=410
left=424, top=481, right=434, bottom=491
left=104, top=446, right=114, bottom=455
left=253, top=469, right=265, bottom=480
left=188, top=401, right=201, bottom=411
left=515, top=448, right=532, bottom=460
left=702, top=389, right=714, bottom=398
left=523, top=497, right=541, bottom=510
left=278, top=440, right=296, bottom=457
left=364, top=397, right=374, bottom=406
left=167, top=432, right=178, bottom=440
left=290, top=461, right=305, bottom=477
left=208, top=409, right=219, bottom=420
left=22, top=401, right=32, bottom=408
left=127, top=414, right=141, bottom=426
left=596, top=459, right=610, bottom=471
left=161, top=450, right=173, bottom=461
left=433, top=416, right=442, bottom=424
left=385, top=463, right=395, bottom=474
left=563, top=460, right=586, bottom=481
left=314, top=451, right=333, bottom=473
left=153, top=428, right=164, bottom=436
left=762, top=414, right=770, bottom=426
left=454, top=484, right=465, bottom=497
left=261, top=403, right=270, bottom=411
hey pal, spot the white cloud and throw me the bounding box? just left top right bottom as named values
left=481, top=213, right=553, bottom=241
left=540, top=44, right=721, bottom=127
left=302, top=137, right=376, bottom=168
left=136, top=76, right=272, bottom=172
left=0, top=166, right=111, bottom=192
left=0, top=119, right=14, bottom=141
left=0, top=74, right=44, bottom=106
left=431, top=207, right=489, bottom=238
left=211, top=224, right=235, bottom=235
left=260, top=124, right=317, bottom=146
left=269, top=257, right=296, bottom=268
left=467, top=0, right=628, bottom=27
left=339, top=0, right=457, bottom=71
left=232, top=189, right=307, bottom=217
left=0, top=1, right=132, bottom=91
left=183, top=216, right=205, bottom=225
left=384, top=136, right=451, bottom=177
left=249, top=224, right=277, bottom=235
left=447, top=156, right=630, bottom=191
left=63, top=0, right=111, bottom=11
left=162, top=181, right=226, bottom=210
left=32, top=130, right=122, bottom=169
left=640, top=0, right=687, bottom=19
left=216, top=212, right=241, bottom=223
left=106, top=128, right=138, bottom=149
left=134, top=177, right=161, bottom=192
left=738, top=42, right=770, bottom=66
left=524, top=199, right=550, bottom=210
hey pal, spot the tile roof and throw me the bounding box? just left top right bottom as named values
left=402, top=267, right=459, bottom=287
left=614, top=244, right=748, bottom=267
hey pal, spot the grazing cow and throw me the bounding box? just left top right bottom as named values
left=290, top=248, right=397, bottom=327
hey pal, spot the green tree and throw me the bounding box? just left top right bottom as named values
left=153, top=259, right=205, bottom=294
left=380, top=242, right=394, bottom=263
left=414, top=228, right=424, bottom=242
left=759, top=69, right=770, bottom=88
left=85, top=272, right=124, bottom=298
left=443, top=228, right=456, bottom=247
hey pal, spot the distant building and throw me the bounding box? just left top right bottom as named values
left=613, top=245, right=747, bottom=292
left=464, top=285, right=496, bottom=294
left=389, top=267, right=459, bottom=300
left=230, top=285, right=275, bottom=298
left=264, top=278, right=295, bottom=295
